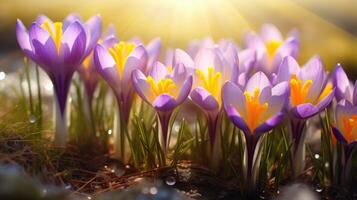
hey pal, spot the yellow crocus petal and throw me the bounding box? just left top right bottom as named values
left=244, top=88, right=269, bottom=133
left=41, top=20, right=63, bottom=53
left=146, top=76, right=177, bottom=101
left=266, top=40, right=282, bottom=58
left=196, top=66, right=222, bottom=103
left=315, top=83, right=333, bottom=104
left=108, top=41, right=136, bottom=77
left=82, top=52, right=93, bottom=69
left=341, top=114, right=357, bottom=144
left=290, top=74, right=313, bottom=106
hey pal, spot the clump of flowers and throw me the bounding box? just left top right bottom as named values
left=15, top=16, right=357, bottom=195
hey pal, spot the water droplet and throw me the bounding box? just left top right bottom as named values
left=259, top=190, right=266, bottom=199
left=65, top=184, right=72, bottom=190
left=0, top=71, right=6, bottom=81
left=324, top=162, right=329, bottom=168
left=29, top=115, right=36, bottom=123
left=107, top=129, right=112, bottom=135
left=165, top=176, right=176, bottom=186
left=87, top=196, right=92, bottom=200
left=315, top=184, right=323, bottom=193
left=150, top=187, right=158, bottom=195
left=276, top=189, right=280, bottom=195
left=125, top=164, right=131, bottom=169
left=314, top=153, right=320, bottom=159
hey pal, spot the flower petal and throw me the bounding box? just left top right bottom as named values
left=333, top=63, right=353, bottom=102
left=176, top=75, right=193, bottom=104
left=132, top=69, right=154, bottom=103
left=122, top=45, right=148, bottom=83
left=153, top=94, right=177, bottom=111
left=190, top=87, right=219, bottom=111
left=225, top=105, right=250, bottom=134
left=61, top=21, right=87, bottom=66
left=245, top=71, right=271, bottom=93
left=146, top=37, right=161, bottom=69
left=222, top=81, right=246, bottom=115
left=84, top=15, right=102, bottom=55
left=291, top=103, right=319, bottom=119
left=261, top=24, right=283, bottom=42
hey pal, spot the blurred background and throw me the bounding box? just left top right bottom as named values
left=1, top=0, right=357, bottom=74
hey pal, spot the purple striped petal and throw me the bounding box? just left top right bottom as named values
left=333, top=63, right=353, bottom=102
left=176, top=75, right=193, bottom=104
left=225, top=105, right=250, bottom=134
left=255, top=112, right=284, bottom=135
left=149, top=61, right=170, bottom=81
left=173, top=48, right=195, bottom=72
left=132, top=69, right=154, bottom=103
left=84, top=15, right=102, bottom=55
left=190, top=87, right=219, bottom=111
left=153, top=94, right=177, bottom=112
left=222, top=81, right=246, bottom=115
left=291, top=103, right=319, bottom=119
left=245, top=71, right=271, bottom=93
left=122, top=45, right=148, bottom=83
left=61, top=21, right=87, bottom=67
left=316, top=88, right=335, bottom=110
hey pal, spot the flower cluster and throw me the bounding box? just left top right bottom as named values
left=17, top=15, right=357, bottom=188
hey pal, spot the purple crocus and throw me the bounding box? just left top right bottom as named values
left=332, top=100, right=357, bottom=184
left=16, top=14, right=101, bottom=146
left=244, top=24, right=299, bottom=77
left=276, top=56, right=335, bottom=175
left=332, top=63, right=356, bottom=103
left=132, top=61, right=193, bottom=149
left=94, top=36, right=148, bottom=123
left=331, top=64, right=357, bottom=184
left=94, top=35, right=147, bottom=159
left=222, top=71, right=289, bottom=188
left=190, top=45, right=239, bottom=151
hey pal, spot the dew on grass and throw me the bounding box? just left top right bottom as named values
left=165, top=176, right=176, bottom=186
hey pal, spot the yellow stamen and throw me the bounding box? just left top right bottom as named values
left=146, top=76, right=177, bottom=101
left=41, top=20, right=62, bottom=53
left=266, top=40, right=282, bottom=58
left=290, top=74, right=313, bottom=106
left=196, top=66, right=222, bottom=103
left=341, top=114, right=357, bottom=143
left=82, top=52, right=93, bottom=69
left=315, top=83, right=333, bottom=104
left=244, top=88, right=269, bottom=133
left=167, top=66, right=173, bottom=74
left=108, top=41, right=136, bottom=77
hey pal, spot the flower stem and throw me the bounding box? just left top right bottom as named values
left=290, top=118, right=307, bottom=177
left=53, top=94, right=67, bottom=146
left=158, top=111, right=173, bottom=152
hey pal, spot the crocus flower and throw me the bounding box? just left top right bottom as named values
left=94, top=36, right=148, bottom=123
left=190, top=45, right=238, bottom=151
left=94, top=34, right=147, bottom=159
left=16, top=14, right=101, bottom=145
left=333, top=63, right=356, bottom=103
left=276, top=56, right=335, bottom=175
left=222, top=71, right=289, bottom=187
left=132, top=61, right=193, bottom=149
left=332, top=99, right=357, bottom=184
left=244, top=24, right=299, bottom=77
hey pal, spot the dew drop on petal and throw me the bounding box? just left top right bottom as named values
left=165, top=176, right=176, bottom=186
